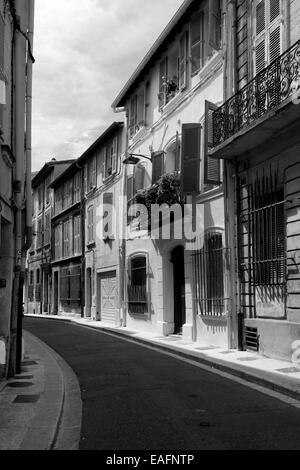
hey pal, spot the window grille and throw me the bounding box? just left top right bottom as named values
left=193, top=232, right=226, bottom=317
left=127, top=256, right=148, bottom=314
left=239, top=170, right=286, bottom=318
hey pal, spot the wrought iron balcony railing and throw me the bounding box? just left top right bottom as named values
left=212, top=39, right=300, bottom=148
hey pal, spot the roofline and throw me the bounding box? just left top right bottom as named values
left=50, top=122, right=124, bottom=188
left=111, top=0, right=195, bottom=109
left=32, top=159, right=75, bottom=188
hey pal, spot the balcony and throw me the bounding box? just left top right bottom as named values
left=210, top=39, right=300, bottom=159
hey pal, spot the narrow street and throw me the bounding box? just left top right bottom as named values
left=25, top=318, right=300, bottom=451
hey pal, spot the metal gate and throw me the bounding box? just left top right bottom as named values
left=238, top=169, right=286, bottom=320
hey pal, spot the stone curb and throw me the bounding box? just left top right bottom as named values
left=20, top=331, right=82, bottom=450
left=25, top=315, right=300, bottom=402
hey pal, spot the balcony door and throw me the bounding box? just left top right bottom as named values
left=253, top=0, right=283, bottom=75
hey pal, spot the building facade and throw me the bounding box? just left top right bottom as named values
left=0, top=0, right=34, bottom=378
left=51, top=162, right=84, bottom=317
left=26, top=160, right=74, bottom=316
left=210, top=0, right=300, bottom=360
left=82, top=123, right=125, bottom=324
left=112, top=0, right=229, bottom=346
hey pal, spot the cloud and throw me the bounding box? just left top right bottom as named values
left=32, top=0, right=183, bottom=170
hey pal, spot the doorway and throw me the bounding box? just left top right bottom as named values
left=171, top=246, right=186, bottom=334
left=53, top=272, right=59, bottom=315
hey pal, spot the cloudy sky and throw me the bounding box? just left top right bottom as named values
left=32, top=0, right=183, bottom=171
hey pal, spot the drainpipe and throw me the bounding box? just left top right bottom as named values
left=9, top=2, right=27, bottom=376
left=25, top=0, right=35, bottom=251
left=116, top=108, right=128, bottom=328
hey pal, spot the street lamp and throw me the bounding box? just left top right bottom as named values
left=123, top=153, right=152, bottom=165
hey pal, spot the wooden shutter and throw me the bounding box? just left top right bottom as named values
left=152, top=151, right=165, bottom=184
left=134, top=164, right=146, bottom=192
left=204, top=101, right=221, bottom=185
left=179, top=31, right=188, bottom=91
left=181, top=123, right=201, bottom=194
left=130, top=95, right=137, bottom=136
left=92, top=157, right=97, bottom=188
left=112, top=136, right=118, bottom=174
left=208, top=0, right=221, bottom=50
left=190, top=11, right=201, bottom=75
left=103, top=192, right=114, bottom=238
left=159, top=58, right=168, bottom=108
left=254, top=0, right=282, bottom=74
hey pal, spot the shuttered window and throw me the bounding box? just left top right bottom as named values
left=135, top=164, right=146, bottom=192
left=181, top=123, right=201, bottom=194
left=73, top=215, right=81, bottom=255
left=152, top=151, right=165, bottom=184
left=254, top=0, right=282, bottom=74
left=159, top=57, right=168, bottom=109
left=54, top=224, right=62, bottom=260
left=129, top=95, right=138, bottom=137
left=204, top=101, right=221, bottom=186
left=87, top=206, right=94, bottom=244
left=63, top=219, right=70, bottom=258
left=179, top=31, right=188, bottom=90
left=208, top=0, right=222, bottom=50
left=190, top=11, right=203, bottom=75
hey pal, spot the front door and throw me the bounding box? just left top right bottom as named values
left=171, top=246, right=186, bottom=334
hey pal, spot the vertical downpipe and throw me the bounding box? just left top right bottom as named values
left=10, top=5, right=27, bottom=376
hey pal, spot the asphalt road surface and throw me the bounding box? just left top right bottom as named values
left=24, top=318, right=300, bottom=450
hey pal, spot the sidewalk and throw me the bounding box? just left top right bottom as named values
left=26, top=314, right=300, bottom=401
left=0, top=330, right=82, bottom=450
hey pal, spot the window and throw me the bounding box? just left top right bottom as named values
left=254, top=0, right=282, bottom=74
left=37, top=218, right=43, bottom=249
left=36, top=268, right=41, bottom=302
left=191, top=11, right=204, bottom=75
left=54, top=224, right=62, bottom=260
left=204, top=100, right=222, bottom=186
left=38, top=185, right=43, bottom=212
left=129, top=88, right=146, bottom=138
left=104, top=137, right=118, bottom=179
left=238, top=171, right=286, bottom=319
left=63, top=219, right=70, bottom=258
left=74, top=172, right=81, bottom=203
left=152, top=151, right=165, bottom=184
left=87, top=206, right=94, bottom=245
left=86, top=157, right=97, bottom=192
left=44, top=213, right=51, bottom=246
left=190, top=2, right=221, bottom=75
left=45, top=174, right=51, bottom=205
left=28, top=271, right=34, bottom=302
left=127, top=255, right=148, bottom=314
left=181, top=124, right=201, bottom=194
left=55, top=187, right=63, bottom=215
left=193, top=232, right=225, bottom=317
left=63, top=180, right=72, bottom=210
left=73, top=215, right=81, bottom=255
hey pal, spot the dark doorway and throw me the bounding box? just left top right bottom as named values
left=171, top=246, right=186, bottom=334
left=53, top=272, right=59, bottom=315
